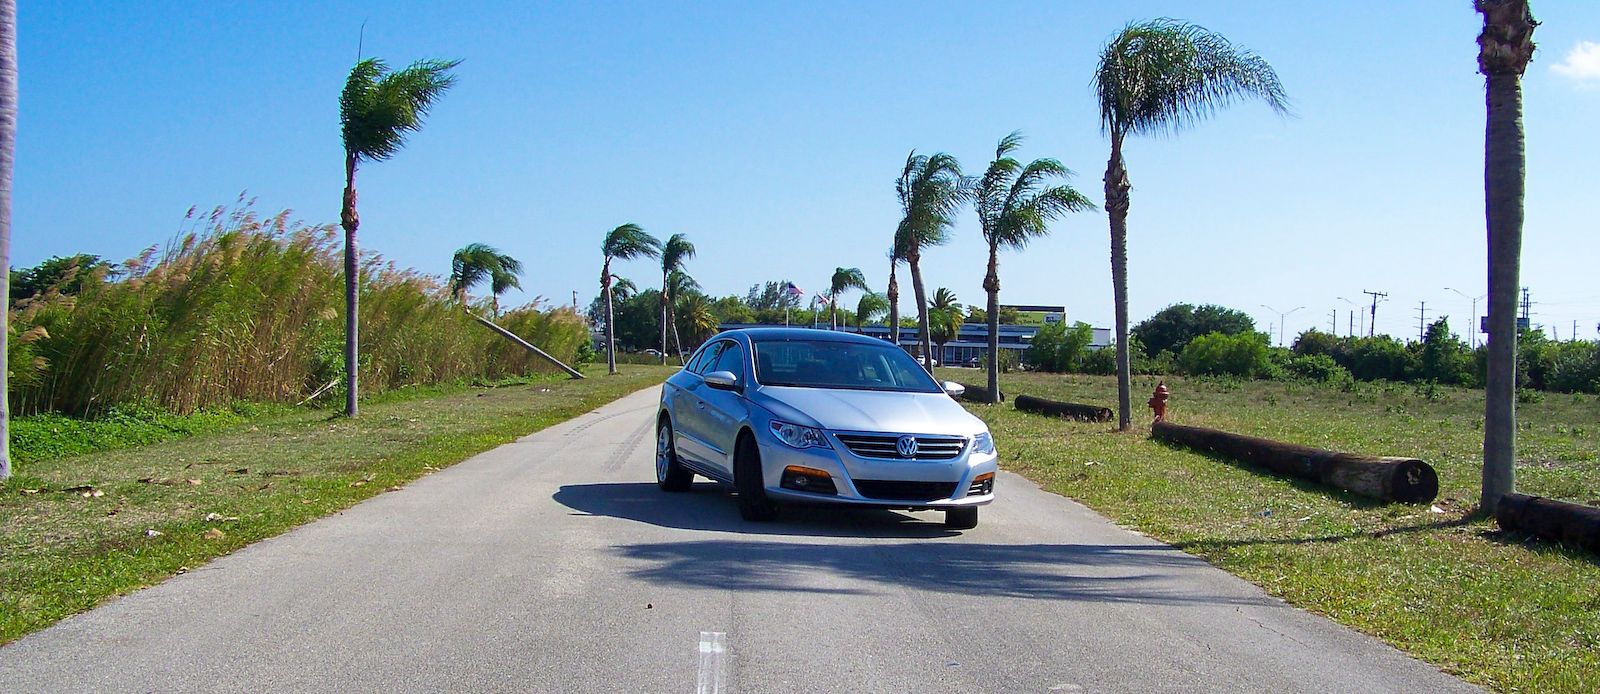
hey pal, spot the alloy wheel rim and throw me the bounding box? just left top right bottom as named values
left=656, top=425, right=671, bottom=481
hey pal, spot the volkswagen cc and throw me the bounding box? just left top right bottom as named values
left=655, top=328, right=997, bottom=529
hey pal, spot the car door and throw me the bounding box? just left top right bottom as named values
left=694, top=338, right=750, bottom=478
left=673, top=340, right=729, bottom=468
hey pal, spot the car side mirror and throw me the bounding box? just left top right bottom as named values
left=942, top=381, right=966, bottom=398
left=703, top=371, right=741, bottom=391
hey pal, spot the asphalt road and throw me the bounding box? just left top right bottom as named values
left=0, top=387, right=1480, bottom=693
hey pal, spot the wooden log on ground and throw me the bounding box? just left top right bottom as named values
left=954, top=382, right=1003, bottom=403
left=1014, top=394, right=1113, bottom=422
left=1497, top=492, right=1600, bottom=554
left=1151, top=420, right=1438, bottom=504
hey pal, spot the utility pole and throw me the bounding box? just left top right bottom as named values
left=1261, top=304, right=1304, bottom=347
left=1363, top=290, right=1387, bottom=338
left=1329, top=310, right=1338, bottom=334
left=1416, top=300, right=1428, bottom=342
left=572, top=290, right=578, bottom=312
left=1348, top=311, right=1354, bottom=337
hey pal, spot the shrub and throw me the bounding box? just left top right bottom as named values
left=1179, top=331, right=1273, bottom=378
left=1287, top=353, right=1351, bottom=383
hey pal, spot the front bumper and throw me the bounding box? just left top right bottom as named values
left=758, top=430, right=998, bottom=510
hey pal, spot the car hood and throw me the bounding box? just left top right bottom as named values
left=752, top=386, right=984, bottom=435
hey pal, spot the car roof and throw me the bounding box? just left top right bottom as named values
left=721, top=327, right=888, bottom=345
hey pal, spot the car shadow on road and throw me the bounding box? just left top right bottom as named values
left=553, top=481, right=959, bottom=538
left=554, top=482, right=1264, bottom=606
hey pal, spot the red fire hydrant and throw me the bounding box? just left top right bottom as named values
left=1148, top=381, right=1169, bottom=422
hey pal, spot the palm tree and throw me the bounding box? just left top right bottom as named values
left=828, top=267, right=869, bottom=330
left=487, top=255, right=523, bottom=318
left=678, top=292, right=720, bottom=348
left=928, top=306, right=964, bottom=365
left=609, top=276, right=638, bottom=303
left=885, top=245, right=903, bottom=346
left=976, top=131, right=1094, bottom=404
left=664, top=269, right=700, bottom=363
left=896, top=152, right=971, bottom=370
left=855, top=292, right=889, bottom=332
left=0, top=0, right=15, bottom=479
left=930, top=287, right=961, bottom=314
left=600, top=224, right=660, bottom=374
left=339, top=56, right=459, bottom=417
left=1095, top=19, right=1287, bottom=430
left=659, top=234, right=695, bottom=364
left=1477, top=0, right=1537, bottom=514
left=450, top=243, right=523, bottom=317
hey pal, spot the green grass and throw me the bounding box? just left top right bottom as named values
left=940, top=368, right=1599, bottom=693
left=0, top=364, right=673, bottom=644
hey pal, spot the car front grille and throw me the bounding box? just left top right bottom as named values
left=852, top=479, right=959, bottom=502
left=834, top=433, right=966, bottom=460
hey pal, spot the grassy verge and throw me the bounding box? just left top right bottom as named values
left=0, top=365, right=673, bottom=644
left=939, top=368, right=1599, bottom=694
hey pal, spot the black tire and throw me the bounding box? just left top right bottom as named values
left=656, top=418, right=692, bottom=492
left=735, top=434, right=779, bottom=522
left=944, top=506, right=978, bottom=530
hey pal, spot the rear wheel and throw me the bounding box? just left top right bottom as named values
left=944, top=506, right=978, bottom=530
left=735, top=434, right=779, bottom=522
left=656, top=418, right=692, bottom=492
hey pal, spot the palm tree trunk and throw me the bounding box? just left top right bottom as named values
left=659, top=271, right=669, bottom=365
left=1106, top=132, right=1132, bottom=431
left=887, top=260, right=900, bottom=346
left=603, top=259, right=617, bottom=374
left=830, top=294, right=838, bottom=331
left=1482, top=71, right=1525, bottom=514
left=908, top=248, right=933, bottom=372
left=0, top=0, right=16, bottom=479
left=670, top=306, right=686, bottom=364
left=340, top=152, right=360, bottom=417
left=984, top=243, right=1001, bottom=404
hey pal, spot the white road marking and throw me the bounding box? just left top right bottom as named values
left=697, top=631, right=727, bottom=694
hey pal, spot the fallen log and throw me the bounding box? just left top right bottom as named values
left=1496, top=492, right=1600, bottom=554
left=955, top=382, right=1003, bottom=403
left=1014, top=394, right=1113, bottom=422
left=1151, top=420, right=1438, bottom=504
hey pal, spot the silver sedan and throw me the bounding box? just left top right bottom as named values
left=656, top=327, right=998, bottom=529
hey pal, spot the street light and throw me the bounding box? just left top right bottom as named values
left=1337, top=296, right=1360, bottom=337
left=1261, top=304, right=1305, bottom=347
left=1444, top=287, right=1486, bottom=349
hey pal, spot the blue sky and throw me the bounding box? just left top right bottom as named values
left=14, top=1, right=1600, bottom=343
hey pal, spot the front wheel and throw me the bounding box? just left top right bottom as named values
left=656, top=418, right=692, bottom=492
left=735, top=435, right=779, bottom=522
left=944, top=506, right=978, bottom=530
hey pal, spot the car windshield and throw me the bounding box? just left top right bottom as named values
left=752, top=339, right=942, bottom=393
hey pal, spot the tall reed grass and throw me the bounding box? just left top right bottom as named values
left=8, top=201, right=587, bottom=415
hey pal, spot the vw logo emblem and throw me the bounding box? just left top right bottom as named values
left=896, top=435, right=919, bottom=458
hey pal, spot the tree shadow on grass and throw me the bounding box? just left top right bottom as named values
left=1170, top=518, right=1473, bottom=552
left=555, top=482, right=1269, bottom=607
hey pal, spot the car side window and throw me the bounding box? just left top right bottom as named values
left=686, top=343, right=718, bottom=374
left=710, top=341, right=746, bottom=381
left=692, top=341, right=728, bottom=375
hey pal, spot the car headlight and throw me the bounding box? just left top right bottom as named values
left=769, top=421, right=830, bottom=449
left=972, top=431, right=997, bottom=455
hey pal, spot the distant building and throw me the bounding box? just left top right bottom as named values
left=1000, top=304, right=1066, bottom=326
left=715, top=319, right=1111, bottom=367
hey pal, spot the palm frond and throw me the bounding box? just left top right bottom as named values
left=1094, top=18, right=1288, bottom=138
left=662, top=233, right=696, bottom=273
left=341, top=58, right=460, bottom=161
left=602, top=223, right=661, bottom=260
left=830, top=267, right=869, bottom=295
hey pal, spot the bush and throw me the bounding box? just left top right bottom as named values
left=1287, top=353, right=1351, bottom=383
left=1179, top=331, right=1273, bottom=378
left=1345, top=336, right=1417, bottom=382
